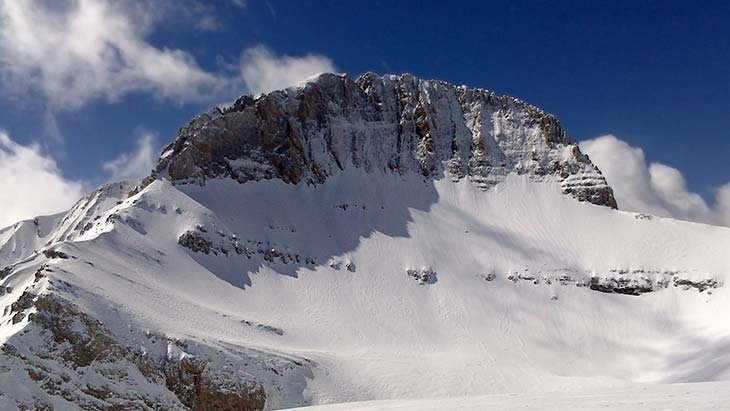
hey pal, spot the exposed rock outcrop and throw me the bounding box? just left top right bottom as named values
left=407, top=268, right=438, bottom=285
left=164, top=356, right=266, bottom=411
left=0, top=290, right=308, bottom=410
left=502, top=268, right=722, bottom=296
left=156, top=73, right=617, bottom=208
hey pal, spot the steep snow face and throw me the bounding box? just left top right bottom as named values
left=1, top=172, right=729, bottom=410
left=156, top=73, right=616, bottom=208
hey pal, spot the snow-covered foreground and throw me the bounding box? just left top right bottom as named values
left=2, top=171, right=730, bottom=409
left=283, top=382, right=730, bottom=411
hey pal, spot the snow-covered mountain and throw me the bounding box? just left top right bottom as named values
left=157, top=73, right=616, bottom=208
left=1, top=73, right=729, bottom=410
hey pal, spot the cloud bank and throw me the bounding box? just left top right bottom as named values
left=0, top=132, right=85, bottom=229
left=580, top=135, right=730, bottom=227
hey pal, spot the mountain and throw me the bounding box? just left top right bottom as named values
left=1, top=73, right=729, bottom=411
left=156, top=73, right=616, bottom=208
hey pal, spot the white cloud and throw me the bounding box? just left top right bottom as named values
left=580, top=135, right=730, bottom=227
left=102, top=132, right=157, bottom=181
left=0, top=0, right=221, bottom=110
left=239, top=46, right=337, bottom=95
left=717, top=184, right=730, bottom=225
left=0, top=1, right=338, bottom=112
left=0, top=131, right=85, bottom=229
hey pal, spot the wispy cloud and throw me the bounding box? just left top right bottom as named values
left=102, top=131, right=158, bottom=181
left=0, top=1, right=338, bottom=114
left=0, top=0, right=224, bottom=111
left=580, top=134, right=730, bottom=227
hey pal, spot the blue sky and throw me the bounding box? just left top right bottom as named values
left=0, top=0, right=729, bottom=226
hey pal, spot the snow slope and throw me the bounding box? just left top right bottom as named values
left=1, top=171, right=730, bottom=409
left=1, top=73, right=729, bottom=409
left=282, top=381, right=730, bottom=411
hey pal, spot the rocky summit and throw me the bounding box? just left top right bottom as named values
left=156, top=73, right=616, bottom=208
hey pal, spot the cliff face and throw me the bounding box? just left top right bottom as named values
left=156, top=72, right=617, bottom=208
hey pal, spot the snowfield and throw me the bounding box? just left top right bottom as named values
left=2, top=170, right=730, bottom=409
left=282, top=381, right=730, bottom=410
left=1, top=70, right=729, bottom=408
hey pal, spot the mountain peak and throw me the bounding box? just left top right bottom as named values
left=156, top=73, right=617, bottom=208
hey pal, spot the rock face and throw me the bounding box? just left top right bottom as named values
left=164, top=356, right=266, bottom=411
left=0, top=288, right=299, bottom=410
left=156, top=73, right=617, bottom=208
